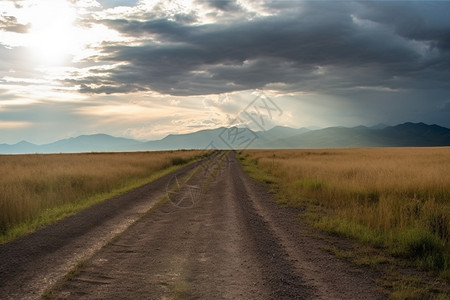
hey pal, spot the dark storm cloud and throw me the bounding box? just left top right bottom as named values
left=103, top=18, right=191, bottom=39
left=0, top=15, right=29, bottom=33
left=72, top=1, right=450, bottom=96
left=195, top=0, right=243, bottom=12
left=356, top=2, right=450, bottom=49
left=354, top=1, right=450, bottom=70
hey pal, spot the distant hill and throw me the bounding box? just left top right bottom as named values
left=40, top=134, right=143, bottom=153
left=0, top=141, right=39, bottom=154
left=0, top=134, right=142, bottom=154
left=370, top=123, right=389, bottom=130
left=0, top=122, right=449, bottom=154
left=254, top=126, right=310, bottom=147
left=272, top=122, right=450, bottom=148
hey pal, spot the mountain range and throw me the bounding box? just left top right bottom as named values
left=1, top=122, right=449, bottom=154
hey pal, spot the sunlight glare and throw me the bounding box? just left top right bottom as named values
left=27, top=0, right=78, bottom=65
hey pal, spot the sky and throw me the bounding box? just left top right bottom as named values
left=0, top=0, right=449, bottom=144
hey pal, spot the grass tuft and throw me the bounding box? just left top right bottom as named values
left=389, top=228, right=447, bottom=271
left=171, top=156, right=189, bottom=166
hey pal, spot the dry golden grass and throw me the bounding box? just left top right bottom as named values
left=0, top=150, right=206, bottom=241
left=241, top=148, right=450, bottom=272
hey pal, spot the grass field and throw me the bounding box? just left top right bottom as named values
left=0, top=150, right=207, bottom=244
left=239, top=148, right=450, bottom=277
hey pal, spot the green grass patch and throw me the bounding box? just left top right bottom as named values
left=304, top=211, right=449, bottom=274
left=387, top=274, right=449, bottom=300
left=313, top=214, right=449, bottom=277
left=312, top=215, right=385, bottom=248
left=355, top=255, right=390, bottom=268
left=389, top=227, right=448, bottom=271
left=238, top=154, right=277, bottom=186
left=320, top=245, right=354, bottom=259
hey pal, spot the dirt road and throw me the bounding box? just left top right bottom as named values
left=0, top=151, right=387, bottom=299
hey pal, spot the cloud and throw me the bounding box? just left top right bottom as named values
left=355, top=2, right=450, bottom=51
left=97, top=0, right=139, bottom=9
left=0, top=15, right=29, bottom=33
left=0, top=120, right=31, bottom=128
left=66, top=1, right=450, bottom=96
left=195, top=0, right=243, bottom=12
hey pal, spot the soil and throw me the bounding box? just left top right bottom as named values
left=0, top=151, right=388, bottom=299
